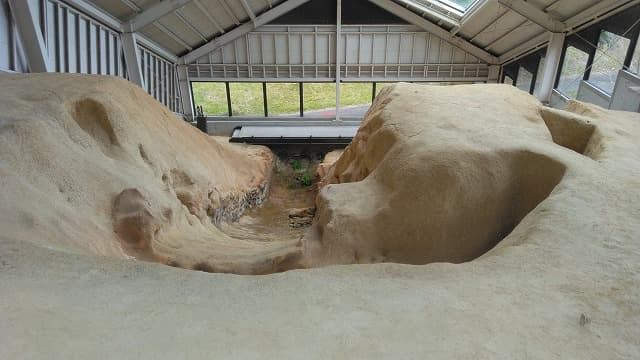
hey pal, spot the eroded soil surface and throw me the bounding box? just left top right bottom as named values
left=217, top=150, right=322, bottom=243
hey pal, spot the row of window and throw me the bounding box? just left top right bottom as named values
left=192, top=82, right=405, bottom=117
left=504, top=29, right=640, bottom=98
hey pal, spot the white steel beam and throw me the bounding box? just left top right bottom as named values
left=7, top=0, right=52, bottom=72
left=193, top=0, right=225, bottom=34
left=451, top=0, right=490, bottom=36
left=219, top=0, right=241, bottom=25
left=335, top=0, right=342, bottom=122
left=125, top=0, right=194, bottom=32
left=177, top=61, right=195, bottom=119
left=367, top=0, right=499, bottom=64
left=537, top=32, right=564, bottom=103
left=497, top=0, right=564, bottom=32
left=239, top=0, right=257, bottom=21
left=153, top=22, right=193, bottom=50
left=180, top=0, right=311, bottom=64
left=499, top=0, right=640, bottom=63
left=122, top=32, right=146, bottom=88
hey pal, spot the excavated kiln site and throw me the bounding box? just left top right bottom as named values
left=1, top=73, right=640, bottom=358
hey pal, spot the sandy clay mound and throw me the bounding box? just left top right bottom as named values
left=1, top=78, right=640, bottom=358
left=303, top=83, right=640, bottom=269
left=0, top=73, right=302, bottom=274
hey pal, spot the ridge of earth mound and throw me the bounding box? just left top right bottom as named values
left=0, top=73, right=301, bottom=274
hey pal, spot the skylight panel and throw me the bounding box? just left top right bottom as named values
left=402, top=0, right=480, bottom=20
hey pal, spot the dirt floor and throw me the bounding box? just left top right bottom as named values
left=217, top=148, right=325, bottom=246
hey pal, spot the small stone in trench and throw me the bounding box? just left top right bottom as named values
left=288, top=207, right=316, bottom=228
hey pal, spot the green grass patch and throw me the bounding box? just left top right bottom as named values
left=267, top=83, right=300, bottom=115
left=229, top=83, right=264, bottom=116
left=193, top=82, right=383, bottom=116
left=192, top=82, right=228, bottom=115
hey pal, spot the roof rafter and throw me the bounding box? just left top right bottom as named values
left=499, top=0, right=640, bottom=63
left=451, top=0, right=490, bottom=36
left=180, top=0, right=311, bottom=64
left=124, top=0, right=194, bottom=32
left=239, top=0, right=257, bottom=21
left=368, top=0, right=499, bottom=64
left=193, top=0, right=224, bottom=34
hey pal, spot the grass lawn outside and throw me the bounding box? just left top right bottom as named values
left=192, top=82, right=227, bottom=115
left=192, top=82, right=397, bottom=116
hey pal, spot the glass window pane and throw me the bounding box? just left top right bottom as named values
left=303, top=83, right=336, bottom=117
left=589, top=31, right=630, bottom=94
left=516, top=66, right=533, bottom=93
left=503, top=75, right=514, bottom=85
left=533, top=57, right=545, bottom=97
left=229, top=83, right=264, bottom=116
left=448, top=0, right=476, bottom=10
left=192, top=82, right=228, bottom=116
left=266, top=83, right=299, bottom=116
left=557, top=46, right=589, bottom=99
left=630, top=37, right=640, bottom=75
left=411, top=0, right=477, bottom=12
left=340, top=83, right=372, bottom=118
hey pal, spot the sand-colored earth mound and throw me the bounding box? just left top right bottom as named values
left=0, top=74, right=301, bottom=274
left=1, top=78, right=640, bottom=358
left=304, top=83, right=640, bottom=268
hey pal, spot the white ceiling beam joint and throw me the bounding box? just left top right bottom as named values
left=119, top=0, right=141, bottom=12
left=367, top=0, right=499, bottom=64
left=499, top=0, right=640, bottom=64
left=181, top=0, right=311, bottom=64
left=124, top=0, right=194, bottom=33
left=497, top=0, right=565, bottom=33
left=240, top=0, right=257, bottom=21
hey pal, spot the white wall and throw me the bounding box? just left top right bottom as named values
left=1, top=0, right=180, bottom=112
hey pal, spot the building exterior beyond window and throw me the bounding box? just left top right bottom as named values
left=558, top=46, right=589, bottom=98
left=588, top=31, right=631, bottom=94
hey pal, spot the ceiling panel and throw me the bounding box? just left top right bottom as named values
left=471, top=11, right=527, bottom=48
left=459, top=1, right=507, bottom=39
left=81, top=0, right=638, bottom=61
left=87, top=0, right=136, bottom=20
left=140, top=23, right=189, bottom=54
left=178, top=2, right=220, bottom=38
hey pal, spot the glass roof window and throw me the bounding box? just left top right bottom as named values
left=399, top=0, right=481, bottom=22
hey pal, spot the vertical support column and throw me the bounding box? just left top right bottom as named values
left=176, top=60, right=194, bottom=120
left=335, top=0, right=342, bottom=121
left=7, top=0, right=51, bottom=72
left=299, top=82, right=304, bottom=117
left=121, top=31, right=145, bottom=88
left=225, top=82, right=232, bottom=117
left=487, top=65, right=500, bottom=83
left=262, top=82, right=268, bottom=117
left=538, top=32, right=565, bottom=104
left=529, top=57, right=541, bottom=95
left=623, top=26, right=640, bottom=70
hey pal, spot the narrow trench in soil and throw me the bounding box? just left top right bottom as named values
left=216, top=146, right=331, bottom=244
